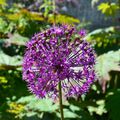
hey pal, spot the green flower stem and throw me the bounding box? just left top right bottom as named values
left=58, top=81, right=64, bottom=120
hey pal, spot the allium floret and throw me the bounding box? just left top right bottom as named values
left=22, top=25, right=96, bottom=98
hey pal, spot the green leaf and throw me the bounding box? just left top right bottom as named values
left=63, top=108, right=79, bottom=118
left=17, top=96, right=36, bottom=103
left=98, top=2, right=119, bottom=16
left=0, top=51, right=22, bottom=70
left=12, top=95, right=59, bottom=119
left=8, top=33, right=29, bottom=46
left=88, top=100, right=107, bottom=116
left=106, top=89, right=120, bottom=120
left=95, top=49, right=120, bottom=92
left=70, top=104, right=80, bottom=112
left=96, top=49, right=120, bottom=81
left=17, top=95, right=58, bottom=112
left=56, top=108, right=79, bottom=118
left=68, top=101, right=95, bottom=120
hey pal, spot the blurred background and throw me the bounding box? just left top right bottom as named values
left=0, top=0, right=120, bottom=120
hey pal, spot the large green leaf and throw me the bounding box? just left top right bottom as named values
left=8, top=33, right=29, bottom=46
left=0, top=51, right=22, bottom=70
left=95, top=49, right=120, bottom=91
left=106, top=89, right=120, bottom=120
left=0, top=33, right=28, bottom=48
left=96, top=49, right=120, bottom=81
left=16, top=96, right=58, bottom=118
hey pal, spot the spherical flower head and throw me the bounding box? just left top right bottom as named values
left=22, top=25, right=96, bottom=99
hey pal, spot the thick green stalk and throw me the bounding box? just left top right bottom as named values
left=58, top=81, right=64, bottom=120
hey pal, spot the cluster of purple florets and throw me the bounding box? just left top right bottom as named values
left=22, top=25, right=96, bottom=98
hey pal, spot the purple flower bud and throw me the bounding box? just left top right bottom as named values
left=79, top=29, right=86, bottom=37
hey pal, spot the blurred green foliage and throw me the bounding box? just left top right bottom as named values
left=98, top=2, right=119, bottom=16
left=0, top=0, right=120, bottom=120
left=86, top=27, right=120, bottom=48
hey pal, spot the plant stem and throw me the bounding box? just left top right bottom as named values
left=58, top=81, right=64, bottom=120
left=53, top=0, right=56, bottom=25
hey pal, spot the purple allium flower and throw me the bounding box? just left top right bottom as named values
left=22, top=25, right=96, bottom=99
